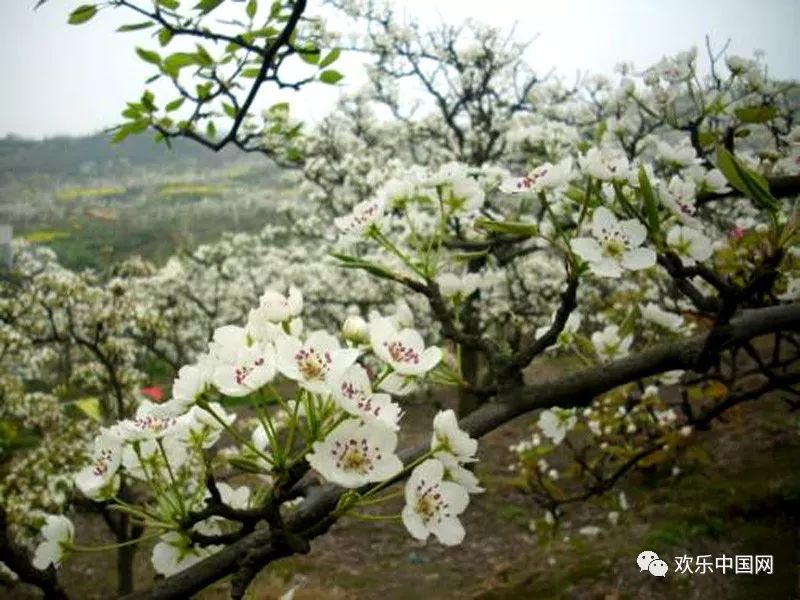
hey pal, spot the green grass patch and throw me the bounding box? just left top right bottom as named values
left=55, top=186, right=127, bottom=202
left=158, top=183, right=228, bottom=199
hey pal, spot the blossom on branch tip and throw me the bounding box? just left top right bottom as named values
left=257, top=286, right=303, bottom=323
left=571, top=207, right=655, bottom=278
left=499, top=157, right=574, bottom=194
left=402, top=458, right=470, bottom=546
left=370, top=318, right=442, bottom=376
left=666, top=224, right=713, bottom=266
left=32, top=515, right=74, bottom=570
left=306, top=419, right=403, bottom=488
left=334, top=197, right=385, bottom=238
left=641, top=302, right=684, bottom=331
left=151, top=532, right=222, bottom=577
left=431, top=409, right=478, bottom=463
left=209, top=325, right=277, bottom=397
left=333, top=364, right=402, bottom=431
left=276, top=330, right=359, bottom=394
left=74, top=431, right=122, bottom=500
left=538, top=408, right=577, bottom=445
left=591, top=324, right=633, bottom=361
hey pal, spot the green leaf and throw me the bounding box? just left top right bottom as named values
left=158, top=27, right=174, bottom=47
left=135, top=47, right=162, bottom=66
left=222, top=103, right=238, bottom=118
left=319, top=47, right=341, bottom=68
left=474, top=218, right=537, bottom=237
left=195, top=0, right=224, bottom=14
left=117, top=21, right=153, bottom=32
left=158, top=0, right=180, bottom=8
left=68, top=5, right=97, bottom=25
left=246, top=0, right=257, bottom=19
left=228, top=456, right=269, bottom=474
left=637, top=166, right=660, bottom=234
left=715, top=145, right=779, bottom=212
left=194, top=44, right=214, bottom=67
left=697, top=130, right=717, bottom=148
left=165, top=97, right=185, bottom=112
left=162, top=52, right=199, bottom=78
left=206, top=121, right=217, bottom=138
left=242, top=68, right=261, bottom=78
left=331, top=253, right=400, bottom=282
left=734, top=106, right=778, bottom=124
left=73, top=397, right=103, bottom=421
left=319, top=69, right=344, bottom=84
left=141, top=90, right=156, bottom=112
left=299, top=48, right=321, bottom=65
left=111, top=119, right=149, bottom=144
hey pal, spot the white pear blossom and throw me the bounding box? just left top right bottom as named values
left=341, top=315, right=369, bottom=344
left=306, top=419, right=403, bottom=488
left=333, top=364, right=402, bottom=431
left=74, top=431, right=122, bottom=500
left=117, top=400, right=181, bottom=442
left=370, top=318, right=442, bottom=376
left=377, top=371, right=418, bottom=396
left=276, top=331, right=359, bottom=394
left=256, top=287, right=303, bottom=323
left=666, top=224, right=713, bottom=266
left=592, top=324, right=633, bottom=361
left=431, top=409, right=478, bottom=463
left=661, top=176, right=701, bottom=227
left=641, top=302, right=684, bottom=331
left=571, top=207, right=655, bottom=277
left=151, top=532, right=222, bottom=577
left=438, top=452, right=484, bottom=494
left=500, top=157, right=574, bottom=193
left=216, top=482, right=251, bottom=510
left=534, top=311, right=582, bottom=349
left=538, top=408, right=577, bottom=445
left=440, top=175, right=485, bottom=213
left=436, top=272, right=482, bottom=299
left=177, top=402, right=235, bottom=448
left=334, top=197, right=385, bottom=238
left=579, top=148, right=631, bottom=181
left=402, top=459, right=470, bottom=546
left=654, top=140, right=700, bottom=167
left=171, top=354, right=214, bottom=410
left=32, top=515, right=74, bottom=570
left=209, top=325, right=277, bottom=397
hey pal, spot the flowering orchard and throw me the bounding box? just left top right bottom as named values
left=2, top=0, right=800, bottom=598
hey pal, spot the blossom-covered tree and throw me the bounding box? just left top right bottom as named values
left=1, top=1, right=799, bottom=598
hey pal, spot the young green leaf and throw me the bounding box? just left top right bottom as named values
left=165, top=97, right=185, bottom=112
left=162, top=52, right=199, bottom=78
left=474, top=218, right=537, bottom=237
left=117, top=21, right=154, bottom=33
left=734, top=106, right=778, bottom=124
left=319, top=48, right=341, bottom=68
left=158, top=27, right=174, bottom=47
left=195, top=0, right=224, bottom=14
left=637, top=166, right=660, bottom=234
left=135, top=47, right=162, bottom=66
left=246, top=0, right=257, bottom=19
left=68, top=5, right=97, bottom=25
left=715, top=145, right=779, bottom=212
left=319, top=70, right=344, bottom=84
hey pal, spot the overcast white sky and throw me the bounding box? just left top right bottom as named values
left=2, top=0, right=798, bottom=138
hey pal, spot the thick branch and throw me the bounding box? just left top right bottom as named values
left=123, top=302, right=800, bottom=600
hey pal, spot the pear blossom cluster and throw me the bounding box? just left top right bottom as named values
left=23, top=283, right=483, bottom=579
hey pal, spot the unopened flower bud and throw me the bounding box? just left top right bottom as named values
left=342, top=316, right=369, bottom=344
